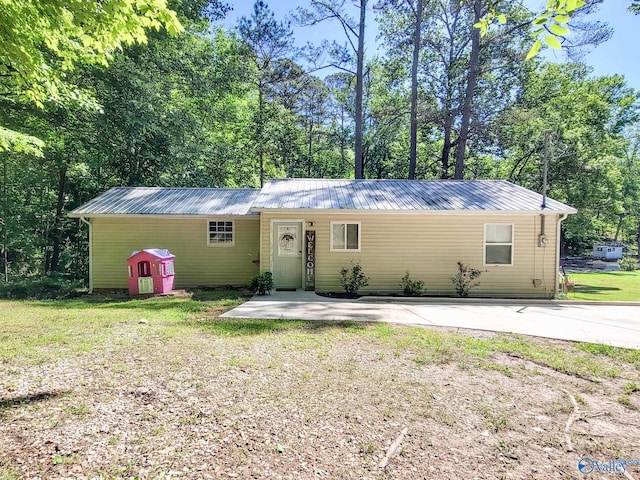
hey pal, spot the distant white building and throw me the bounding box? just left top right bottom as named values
left=592, top=242, right=624, bottom=261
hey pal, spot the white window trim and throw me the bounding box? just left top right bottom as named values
left=207, top=218, right=235, bottom=247
left=330, top=221, right=361, bottom=252
left=483, top=223, right=514, bottom=266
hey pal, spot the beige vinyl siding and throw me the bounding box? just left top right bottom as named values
left=260, top=212, right=558, bottom=298
left=92, top=216, right=259, bottom=288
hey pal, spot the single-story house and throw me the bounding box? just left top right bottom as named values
left=69, top=178, right=577, bottom=298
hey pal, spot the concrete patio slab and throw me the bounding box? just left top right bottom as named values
left=220, top=292, right=640, bottom=349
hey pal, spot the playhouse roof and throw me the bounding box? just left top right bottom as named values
left=252, top=178, right=577, bottom=213
left=129, top=249, right=174, bottom=259
left=69, top=187, right=259, bottom=217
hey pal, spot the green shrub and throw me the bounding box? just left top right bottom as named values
left=400, top=271, right=425, bottom=296
left=249, top=272, right=273, bottom=295
left=619, top=256, right=638, bottom=272
left=0, top=276, right=83, bottom=299
left=340, top=262, right=369, bottom=295
left=451, top=262, right=483, bottom=297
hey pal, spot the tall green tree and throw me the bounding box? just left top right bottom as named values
left=237, top=0, right=294, bottom=186
left=0, top=0, right=183, bottom=154
left=296, top=0, right=369, bottom=178
left=495, top=63, right=639, bottom=250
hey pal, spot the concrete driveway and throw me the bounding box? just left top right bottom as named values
left=220, top=292, right=640, bottom=349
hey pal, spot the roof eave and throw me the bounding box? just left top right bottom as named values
left=68, top=212, right=259, bottom=219
left=250, top=207, right=578, bottom=215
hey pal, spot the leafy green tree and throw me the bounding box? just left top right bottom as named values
left=378, top=0, right=532, bottom=179
left=237, top=0, right=294, bottom=186
left=0, top=0, right=183, bottom=154
left=495, top=64, right=639, bottom=250
left=1, top=2, right=254, bottom=279
left=376, top=0, right=426, bottom=179
left=296, top=0, right=369, bottom=178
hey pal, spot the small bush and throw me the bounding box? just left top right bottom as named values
left=400, top=271, right=424, bottom=296
left=249, top=272, right=273, bottom=295
left=619, top=256, right=638, bottom=271
left=451, top=262, right=483, bottom=297
left=340, top=262, right=369, bottom=295
left=0, top=276, right=83, bottom=299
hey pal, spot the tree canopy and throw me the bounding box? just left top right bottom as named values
left=1, top=0, right=639, bottom=282
left=0, top=0, right=183, bottom=155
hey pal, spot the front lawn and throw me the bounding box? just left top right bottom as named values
left=1, top=292, right=639, bottom=479
left=566, top=271, right=640, bottom=301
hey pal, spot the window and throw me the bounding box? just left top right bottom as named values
left=165, top=261, right=175, bottom=275
left=331, top=222, right=361, bottom=251
left=137, top=260, right=151, bottom=277
left=484, top=224, right=513, bottom=265
left=208, top=220, right=234, bottom=246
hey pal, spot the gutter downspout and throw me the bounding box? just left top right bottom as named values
left=80, top=217, right=93, bottom=293
left=554, top=213, right=568, bottom=297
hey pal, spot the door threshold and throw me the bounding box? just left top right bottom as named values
left=275, top=287, right=298, bottom=292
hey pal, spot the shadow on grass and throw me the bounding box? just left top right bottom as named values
left=191, top=318, right=377, bottom=337
left=572, top=285, right=621, bottom=295
left=14, top=289, right=248, bottom=312
left=0, top=390, right=67, bottom=411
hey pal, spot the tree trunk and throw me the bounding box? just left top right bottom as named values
left=614, top=214, right=625, bottom=242
left=2, top=155, right=7, bottom=282
left=340, top=106, right=347, bottom=168
left=408, top=0, right=423, bottom=180
left=354, top=0, right=366, bottom=179
left=440, top=111, right=454, bottom=179
left=637, top=216, right=640, bottom=258
left=258, top=87, right=265, bottom=187
left=454, top=0, right=482, bottom=180
left=48, top=166, right=68, bottom=273
left=307, top=123, right=313, bottom=177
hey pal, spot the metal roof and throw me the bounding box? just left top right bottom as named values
left=69, top=187, right=259, bottom=217
left=252, top=179, right=577, bottom=213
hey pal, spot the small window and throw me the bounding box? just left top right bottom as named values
left=208, top=220, right=234, bottom=246
left=331, top=222, right=361, bottom=251
left=128, top=265, right=133, bottom=278
left=165, top=261, right=175, bottom=275
left=138, top=260, right=151, bottom=277
left=484, top=224, right=513, bottom=265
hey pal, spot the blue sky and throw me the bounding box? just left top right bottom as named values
left=221, top=1, right=639, bottom=91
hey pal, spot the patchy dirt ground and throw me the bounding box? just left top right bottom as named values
left=1, top=311, right=640, bottom=479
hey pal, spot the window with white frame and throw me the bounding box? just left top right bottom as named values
left=208, top=220, right=234, bottom=246
left=484, top=224, right=513, bottom=265
left=331, top=222, right=361, bottom=251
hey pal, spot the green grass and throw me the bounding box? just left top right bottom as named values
left=364, top=326, right=629, bottom=379
left=0, top=291, right=637, bottom=382
left=566, top=271, right=640, bottom=301
left=0, top=291, right=246, bottom=365
left=2, top=292, right=639, bottom=479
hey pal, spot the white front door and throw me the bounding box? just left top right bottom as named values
left=272, top=222, right=302, bottom=289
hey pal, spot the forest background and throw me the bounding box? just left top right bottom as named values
left=1, top=0, right=639, bottom=284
